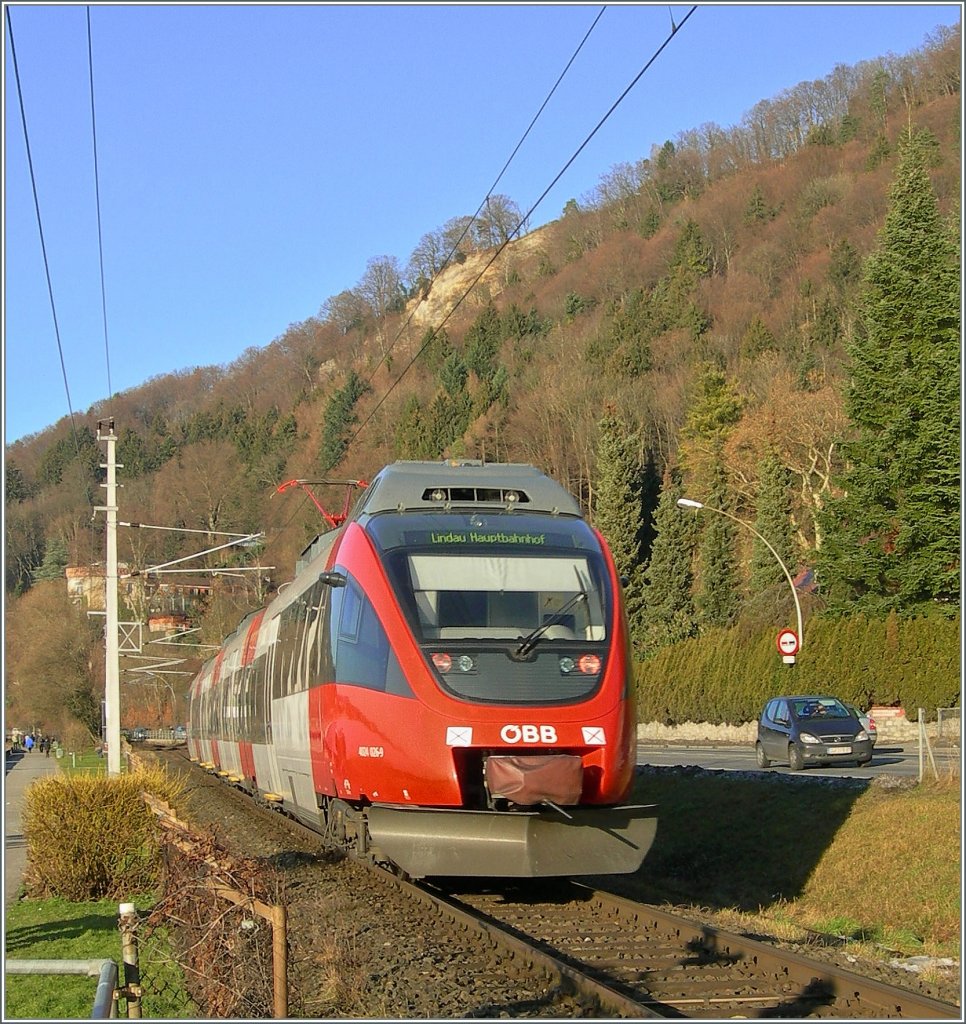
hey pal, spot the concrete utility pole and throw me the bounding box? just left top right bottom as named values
left=97, top=419, right=122, bottom=776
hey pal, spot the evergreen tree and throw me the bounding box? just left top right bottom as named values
left=419, top=327, right=452, bottom=376
left=740, top=316, right=779, bottom=358
left=593, top=411, right=644, bottom=579
left=828, top=239, right=861, bottom=294
left=750, top=455, right=796, bottom=590
left=593, top=411, right=647, bottom=652
left=5, top=462, right=30, bottom=503
left=744, top=184, right=777, bottom=224
left=437, top=350, right=468, bottom=395
left=32, top=536, right=70, bottom=583
left=596, top=289, right=653, bottom=378
left=639, top=474, right=698, bottom=655
left=318, top=372, right=370, bottom=473
left=118, top=428, right=152, bottom=477
left=696, top=463, right=739, bottom=628
left=810, top=294, right=842, bottom=351
left=464, top=304, right=502, bottom=383
left=818, top=127, right=960, bottom=613
left=395, top=396, right=434, bottom=459
left=677, top=364, right=745, bottom=492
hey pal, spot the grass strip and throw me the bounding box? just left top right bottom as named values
left=622, top=770, right=960, bottom=958
left=4, top=895, right=194, bottom=1019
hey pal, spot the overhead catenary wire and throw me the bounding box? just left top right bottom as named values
left=271, top=9, right=609, bottom=547
left=87, top=6, right=113, bottom=401
left=353, top=5, right=609, bottom=402
left=6, top=5, right=79, bottom=442
left=346, top=5, right=698, bottom=451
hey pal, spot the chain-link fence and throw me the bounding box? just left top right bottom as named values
left=936, top=706, right=961, bottom=747
left=916, top=706, right=961, bottom=782
left=135, top=797, right=290, bottom=1018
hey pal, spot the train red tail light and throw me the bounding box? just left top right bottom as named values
left=559, top=654, right=601, bottom=675
left=431, top=653, right=477, bottom=673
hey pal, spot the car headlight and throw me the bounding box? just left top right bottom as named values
left=799, top=732, right=821, bottom=744
left=855, top=729, right=869, bottom=741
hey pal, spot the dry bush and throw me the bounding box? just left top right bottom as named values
left=149, top=830, right=282, bottom=1018
left=22, top=764, right=185, bottom=900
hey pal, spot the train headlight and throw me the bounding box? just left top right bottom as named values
left=457, top=655, right=475, bottom=673
left=559, top=657, right=576, bottom=674
left=432, top=653, right=453, bottom=672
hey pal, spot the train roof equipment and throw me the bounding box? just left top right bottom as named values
left=350, top=460, right=583, bottom=518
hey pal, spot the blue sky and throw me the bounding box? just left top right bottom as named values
left=3, top=2, right=961, bottom=444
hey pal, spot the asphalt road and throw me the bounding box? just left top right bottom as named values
left=636, top=741, right=959, bottom=780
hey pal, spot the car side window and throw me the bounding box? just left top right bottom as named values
left=775, top=700, right=790, bottom=726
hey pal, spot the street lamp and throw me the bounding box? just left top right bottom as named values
left=676, top=497, right=803, bottom=654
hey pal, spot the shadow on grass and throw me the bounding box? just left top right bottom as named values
left=589, top=766, right=870, bottom=912
left=5, top=913, right=120, bottom=953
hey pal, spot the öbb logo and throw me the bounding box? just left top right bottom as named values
left=500, top=724, right=558, bottom=744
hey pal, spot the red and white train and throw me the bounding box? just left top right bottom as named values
left=187, top=461, right=656, bottom=878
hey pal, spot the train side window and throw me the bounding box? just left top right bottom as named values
left=332, top=574, right=412, bottom=697
left=295, top=580, right=324, bottom=692
left=339, top=579, right=363, bottom=642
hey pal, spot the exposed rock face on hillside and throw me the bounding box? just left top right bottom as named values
left=406, top=226, right=553, bottom=329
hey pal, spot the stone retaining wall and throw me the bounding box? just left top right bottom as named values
left=637, top=717, right=932, bottom=745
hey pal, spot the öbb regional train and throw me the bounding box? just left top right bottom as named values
left=187, top=461, right=656, bottom=878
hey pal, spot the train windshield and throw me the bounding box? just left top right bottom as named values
left=368, top=512, right=613, bottom=705
left=405, top=552, right=604, bottom=642
left=369, top=512, right=609, bottom=640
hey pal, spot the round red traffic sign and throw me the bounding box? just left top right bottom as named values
left=776, top=629, right=800, bottom=656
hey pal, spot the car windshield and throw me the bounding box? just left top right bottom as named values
left=793, top=698, right=851, bottom=720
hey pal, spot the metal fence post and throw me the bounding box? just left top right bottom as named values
left=918, top=709, right=925, bottom=784
left=918, top=708, right=940, bottom=781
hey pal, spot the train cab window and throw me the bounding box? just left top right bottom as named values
left=406, top=554, right=604, bottom=642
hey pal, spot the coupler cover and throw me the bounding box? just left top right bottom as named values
left=484, top=753, right=584, bottom=806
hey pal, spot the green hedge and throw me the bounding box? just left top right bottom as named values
left=635, top=611, right=960, bottom=724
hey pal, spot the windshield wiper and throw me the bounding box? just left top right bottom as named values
left=514, top=573, right=588, bottom=658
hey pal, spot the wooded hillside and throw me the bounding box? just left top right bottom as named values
left=5, top=27, right=960, bottom=734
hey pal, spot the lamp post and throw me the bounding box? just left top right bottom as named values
left=676, top=497, right=803, bottom=655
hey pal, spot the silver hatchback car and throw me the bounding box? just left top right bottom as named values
left=757, top=695, right=874, bottom=771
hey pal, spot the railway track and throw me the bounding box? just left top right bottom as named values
left=420, top=881, right=959, bottom=1019
left=154, top=749, right=959, bottom=1019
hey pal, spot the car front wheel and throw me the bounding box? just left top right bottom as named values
left=788, top=744, right=805, bottom=771
left=755, top=742, right=771, bottom=768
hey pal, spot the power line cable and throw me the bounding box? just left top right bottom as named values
left=87, top=6, right=113, bottom=401
left=272, top=6, right=609, bottom=548
left=347, top=5, right=698, bottom=450
left=6, top=5, right=79, bottom=441
left=354, top=5, right=608, bottom=400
